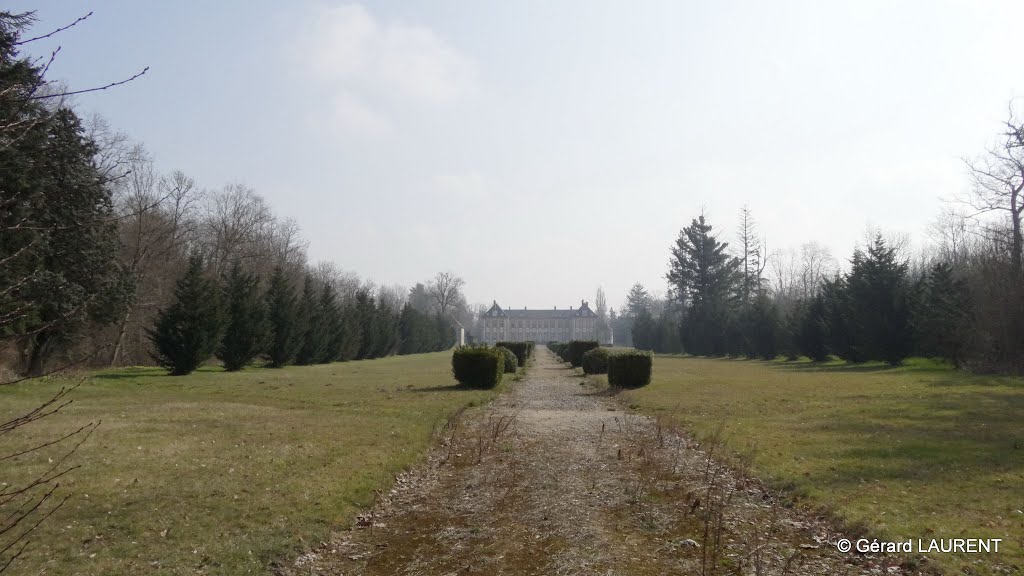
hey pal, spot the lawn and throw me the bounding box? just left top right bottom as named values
left=620, top=355, right=1024, bottom=575
left=0, top=352, right=494, bottom=575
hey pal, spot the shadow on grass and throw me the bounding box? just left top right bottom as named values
left=810, top=389, right=1024, bottom=487
left=410, top=384, right=470, bottom=393
left=91, top=366, right=167, bottom=380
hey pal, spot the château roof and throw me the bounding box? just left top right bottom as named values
left=483, top=300, right=596, bottom=319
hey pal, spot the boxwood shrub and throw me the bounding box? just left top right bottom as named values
left=496, top=346, right=519, bottom=373
left=607, top=350, right=653, bottom=389
left=451, top=346, right=503, bottom=388
left=496, top=341, right=531, bottom=365
left=581, top=347, right=612, bottom=375
left=566, top=340, right=600, bottom=367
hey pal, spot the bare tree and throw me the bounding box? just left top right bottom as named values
left=737, top=205, right=767, bottom=302
left=107, top=165, right=201, bottom=366
left=200, top=183, right=275, bottom=275
left=961, top=104, right=1024, bottom=275
left=0, top=10, right=146, bottom=571
left=427, top=272, right=465, bottom=317
left=595, top=286, right=610, bottom=344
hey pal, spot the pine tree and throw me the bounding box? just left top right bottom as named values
left=846, top=235, right=913, bottom=365
left=147, top=254, right=224, bottom=375
left=295, top=275, right=326, bottom=365
left=797, top=294, right=830, bottom=362
left=319, top=283, right=343, bottom=363
left=820, top=275, right=854, bottom=360
left=265, top=266, right=299, bottom=368
left=336, top=303, right=362, bottom=361
left=355, top=290, right=378, bottom=359
left=218, top=262, right=266, bottom=371
left=914, top=262, right=970, bottom=366
left=625, top=283, right=651, bottom=318
left=745, top=292, right=780, bottom=360
left=631, top=307, right=657, bottom=351
left=668, top=215, right=741, bottom=355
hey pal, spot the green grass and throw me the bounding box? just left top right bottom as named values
left=620, top=355, right=1024, bottom=575
left=1, top=352, right=494, bottom=575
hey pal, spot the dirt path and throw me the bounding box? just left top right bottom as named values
left=284, top=349, right=924, bottom=575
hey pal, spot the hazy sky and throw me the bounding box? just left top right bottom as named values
left=14, top=1, right=1024, bottom=310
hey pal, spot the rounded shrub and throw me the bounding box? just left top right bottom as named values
left=496, top=341, right=530, bottom=365
left=607, top=350, right=653, bottom=388
left=581, top=347, right=611, bottom=375
left=451, top=346, right=503, bottom=389
left=566, top=340, right=600, bottom=367
left=496, top=346, right=519, bottom=373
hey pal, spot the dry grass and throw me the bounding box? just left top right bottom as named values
left=0, top=352, right=495, bottom=575
left=619, top=355, right=1024, bottom=575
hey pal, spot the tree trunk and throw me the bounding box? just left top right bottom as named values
left=108, top=305, right=133, bottom=366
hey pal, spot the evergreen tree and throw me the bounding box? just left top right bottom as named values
left=625, top=283, right=651, bottom=317
left=668, top=215, right=741, bottom=355
left=820, top=275, right=854, bottom=360
left=433, top=313, right=454, bottom=351
left=217, top=262, right=266, bottom=371
left=147, top=254, right=223, bottom=375
left=744, top=292, right=780, bottom=359
left=319, top=283, right=343, bottom=363
left=355, top=289, right=378, bottom=359
left=845, top=235, right=913, bottom=365
left=1, top=96, right=130, bottom=374
left=371, top=301, right=400, bottom=358
left=796, top=294, right=830, bottom=362
left=914, top=262, right=970, bottom=366
left=631, top=307, right=657, bottom=351
left=295, top=275, right=326, bottom=365
left=265, top=266, right=299, bottom=368
left=336, top=303, right=362, bottom=361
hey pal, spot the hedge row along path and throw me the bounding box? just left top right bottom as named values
left=282, top=349, right=921, bottom=575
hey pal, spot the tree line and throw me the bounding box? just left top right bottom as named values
left=0, top=12, right=471, bottom=378
left=618, top=115, right=1024, bottom=372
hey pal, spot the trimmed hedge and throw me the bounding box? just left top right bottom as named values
left=565, top=340, right=600, bottom=367
left=607, top=350, right=653, bottom=389
left=581, top=347, right=612, bottom=374
left=496, top=341, right=531, bottom=366
left=496, top=346, right=519, bottom=373
left=452, top=346, right=503, bottom=388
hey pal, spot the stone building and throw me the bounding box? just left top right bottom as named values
left=478, top=300, right=598, bottom=344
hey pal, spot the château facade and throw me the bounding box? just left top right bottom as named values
left=479, top=300, right=598, bottom=344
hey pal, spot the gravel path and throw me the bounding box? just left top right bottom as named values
left=283, top=349, right=925, bottom=576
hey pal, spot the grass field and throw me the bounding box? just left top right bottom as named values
left=1, top=352, right=494, bottom=575
left=614, top=355, right=1024, bottom=574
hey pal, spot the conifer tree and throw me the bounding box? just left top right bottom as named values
left=914, top=262, right=970, bottom=366
left=148, top=254, right=223, bottom=375
left=295, top=275, right=326, bottom=365
left=336, top=303, right=362, bottom=360
left=745, top=291, right=780, bottom=359
left=217, top=262, right=266, bottom=371
left=265, top=266, right=299, bottom=368
left=355, top=289, right=378, bottom=359
left=668, top=215, right=741, bottom=355
left=846, top=235, right=913, bottom=365
left=631, top=307, right=657, bottom=351
left=797, top=294, right=830, bottom=362
left=319, top=283, right=343, bottom=363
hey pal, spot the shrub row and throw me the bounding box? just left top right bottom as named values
left=496, top=346, right=519, bottom=373
left=495, top=341, right=533, bottom=365
left=565, top=340, right=599, bottom=367
left=607, top=350, right=653, bottom=389
left=581, top=347, right=612, bottom=374
left=451, top=345, right=504, bottom=388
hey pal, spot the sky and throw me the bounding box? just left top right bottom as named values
left=12, top=1, right=1024, bottom=311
